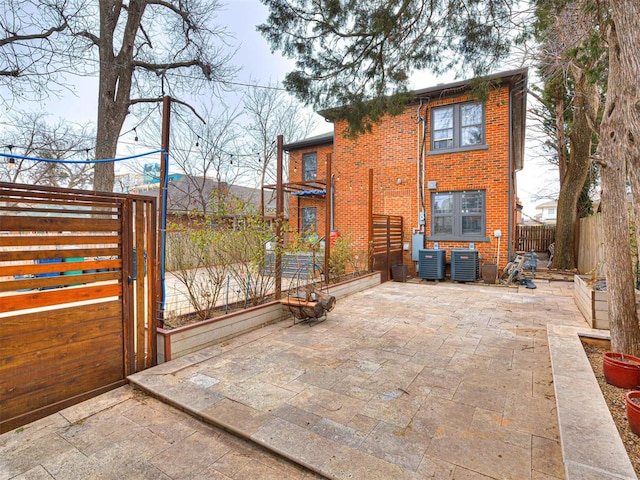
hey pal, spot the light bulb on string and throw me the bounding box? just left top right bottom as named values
left=133, top=128, right=138, bottom=142
left=196, top=136, right=200, bottom=148
left=230, top=154, right=233, bottom=165
left=7, top=145, right=15, bottom=167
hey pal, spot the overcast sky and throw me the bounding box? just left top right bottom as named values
left=3, top=0, right=556, bottom=215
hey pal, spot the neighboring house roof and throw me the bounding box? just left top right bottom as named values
left=131, top=176, right=276, bottom=216
left=535, top=200, right=558, bottom=210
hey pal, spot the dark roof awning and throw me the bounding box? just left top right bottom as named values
left=292, top=189, right=326, bottom=197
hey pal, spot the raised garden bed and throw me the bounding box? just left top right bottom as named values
left=156, top=271, right=381, bottom=363
left=573, top=275, right=640, bottom=329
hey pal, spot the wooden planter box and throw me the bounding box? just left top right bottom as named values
left=156, top=272, right=381, bottom=363
left=573, top=275, right=640, bottom=329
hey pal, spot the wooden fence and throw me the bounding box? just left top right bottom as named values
left=371, top=214, right=403, bottom=282
left=516, top=224, right=555, bottom=252
left=0, top=182, right=157, bottom=433
left=577, top=214, right=605, bottom=276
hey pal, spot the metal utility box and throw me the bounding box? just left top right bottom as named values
left=412, top=234, right=425, bottom=261
left=418, top=249, right=446, bottom=281
left=450, top=249, right=479, bottom=282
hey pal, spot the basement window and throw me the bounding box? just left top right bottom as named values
left=430, top=101, right=486, bottom=153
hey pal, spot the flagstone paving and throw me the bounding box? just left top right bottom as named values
left=128, top=279, right=585, bottom=479
left=0, top=386, right=323, bottom=480
left=2, top=279, right=593, bottom=479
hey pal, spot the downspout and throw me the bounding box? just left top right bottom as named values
left=507, top=87, right=514, bottom=265
left=416, top=99, right=429, bottom=234
left=416, top=99, right=423, bottom=233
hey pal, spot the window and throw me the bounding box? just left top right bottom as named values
left=301, top=207, right=317, bottom=236
left=431, top=102, right=485, bottom=152
left=302, top=152, right=317, bottom=181
left=429, top=190, right=486, bottom=240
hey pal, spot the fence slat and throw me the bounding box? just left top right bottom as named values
left=577, top=214, right=604, bottom=276
left=516, top=225, right=555, bottom=252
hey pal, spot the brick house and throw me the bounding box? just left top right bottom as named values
left=283, top=68, right=528, bottom=278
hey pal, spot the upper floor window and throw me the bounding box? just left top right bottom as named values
left=431, top=102, right=485, bottom=152
left=429, top=190, right=486, bottom=241
left=302, top=152, right=317, bottom=181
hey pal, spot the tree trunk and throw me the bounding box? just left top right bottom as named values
left=92, top=1, right=145, bottom=193
left=552, top=72, right=599, bottom=270
left=555, top=88, right=568, bottom=185
left=597, top=1, right=640, bottom=355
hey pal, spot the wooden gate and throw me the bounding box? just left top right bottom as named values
left=371, top=214, right=403, bottom=282
left=516, top=224, right=555, bottom=252
left=0, top=182, right=157, bottom=433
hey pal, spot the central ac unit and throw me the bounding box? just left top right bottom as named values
left=450, top=249, right=479, bottom=282
left=418, top=249, right=446, bottom=281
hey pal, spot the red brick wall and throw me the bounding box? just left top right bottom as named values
left=286, top=144, right=333, bottom=242
left=287, top=85, right=517, bottom=274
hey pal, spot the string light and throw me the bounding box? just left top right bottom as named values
left=133, top=128, right=139, bottom=142
left=0, top=110, right=154, bottom=160
left=7, top=145, right=15, bottom=167
left=195, top=136, right=200, bottom=148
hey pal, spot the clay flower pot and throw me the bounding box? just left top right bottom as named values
left=626, top=391, right=640, bottom=436
left=603, top=352, right=640, bottom=389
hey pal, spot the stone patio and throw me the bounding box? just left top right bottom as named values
left=130, top=279, right=584, bottom=479
left=4, top=278, right=630, bottom=479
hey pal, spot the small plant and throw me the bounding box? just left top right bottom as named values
left=328, top=234, right=368, bottom=283
left=167, top=222, right=227, bottom=321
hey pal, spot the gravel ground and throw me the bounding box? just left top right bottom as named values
left=583, top=339, right=640, bottom=477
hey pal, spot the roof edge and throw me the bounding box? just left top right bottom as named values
left=283, top=131, right=334, bottom=151
left=320, top=67, right=529, bottom=120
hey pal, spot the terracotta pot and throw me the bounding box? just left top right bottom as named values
left=603, top=352, right=640, bottom=389
left=626, top=391, right=640, bottom=436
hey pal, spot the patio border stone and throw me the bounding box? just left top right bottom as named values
left=547, top=324, right=636, bottom=479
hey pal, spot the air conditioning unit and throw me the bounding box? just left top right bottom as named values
left=418, top=249, right=446, bottom=281
left=450, top=249, right=479, bottom=282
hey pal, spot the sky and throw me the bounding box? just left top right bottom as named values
left=1, top=0, right=557, bottom=217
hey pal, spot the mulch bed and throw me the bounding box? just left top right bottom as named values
left=582, top=338, right=640, bottom=476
